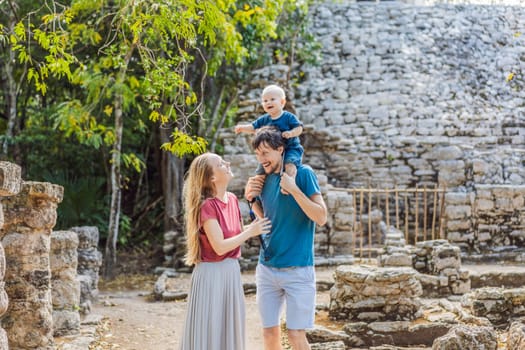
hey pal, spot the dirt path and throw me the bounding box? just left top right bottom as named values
left=91, top=268, right=335, bottom=349
left=90, top=263, right=525, bottom=349
left=93, top=291, right=264, bottom=349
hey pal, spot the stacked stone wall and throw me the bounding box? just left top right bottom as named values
left=0, top=166, right=101, bottom=348
left=413, top=240, right=471, bottom=296
left=219, top=1, right=525, bottom=258
left=329, top=265, right=422, bottom=322
left=1, top=181, right=63, bottom=349
left=462, top=287, right=525, bottom=328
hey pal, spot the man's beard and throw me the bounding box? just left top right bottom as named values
left=267, top=162, right=281, bottom=174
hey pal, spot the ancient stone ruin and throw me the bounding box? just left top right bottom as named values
left=50, top=230, right=81, bottom=337
left=71, top=226, right=103, bottom=315
left=329, top=265, right=423, bottom=322
left=0, top=160, right=102, bottom=349
left=1, top=180, right=63, bottom=349
left=0, top=161, right=21, bottom=349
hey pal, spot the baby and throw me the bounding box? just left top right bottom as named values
left=235, top=84, right=304, bottom=199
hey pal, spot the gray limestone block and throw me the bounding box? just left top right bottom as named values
left=52, top=309, right=80, bottom=337
left=432, top=325, right=496, bottom=350
left=51, top=231, right=79, bottom=251
left=0, top=161, right=22, bottom=196
left=52, top=278, right=80, bottom=309
left=310, top=341, right=346, bottom=350
left=70, top=226, right=99, bottom=249
left=77, top=249, right=103, bottom=269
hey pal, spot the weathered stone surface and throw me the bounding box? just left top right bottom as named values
left=432, top=325, right=497, bottom=350
left=343, top=320, right=451, bottom=347
left=306, top=325, right=350, bottom=344
left=71, top=226, right=99, bottom=250
left=461, top=287, right=525, bottom=328
left=70, top=226, right=102, bottom=315
left=0, top=162, right=22, bottom=197
left=0, top=181, right=60, bottom=349
left=310, top=341, right=345, bottom=350
left=0, top=328, right=8, bottom=350
left=1, top=300, right=54, bottom=348
left=51, top=230, right=81, bottom=336
left=52, top=309, right=81, bottom=337
left=1, top=181, right=63, bottom=235
left=507, top=321, right=525, bottom=350
left=329, top=265, right=422, bottom=321
left=412, top=240, right=469, bottom=297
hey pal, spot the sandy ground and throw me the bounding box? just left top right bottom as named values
left=90, top=263, right=524, bottom=349
left=91, top=267, right=335, bottom=350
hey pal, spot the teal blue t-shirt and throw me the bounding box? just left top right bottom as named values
left=258, top=164, right=320, bottom=268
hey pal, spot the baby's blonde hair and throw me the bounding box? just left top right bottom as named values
left=262, top=84, right=286, bottom=99
left=183, top=153, right=216, bottom=266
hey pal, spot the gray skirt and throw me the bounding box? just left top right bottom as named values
left=180, top=258, right=246, bottom=350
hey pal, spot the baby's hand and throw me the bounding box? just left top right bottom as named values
left=234, top=125, right=242, bottom=134
left=282, top=131, right=291, bottom=139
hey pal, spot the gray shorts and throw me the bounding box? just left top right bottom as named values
left=255, top=264, right=316, bottom=330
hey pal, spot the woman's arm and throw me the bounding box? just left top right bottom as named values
left=203, top=217, right=271, bottom=256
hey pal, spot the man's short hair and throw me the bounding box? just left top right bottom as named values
left=252, top=126, right=285, bottom=150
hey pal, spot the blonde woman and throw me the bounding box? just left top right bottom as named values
left=180, top=153, right=271, bottom=350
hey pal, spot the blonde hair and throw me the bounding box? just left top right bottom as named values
left=183, top=153, right=216, bottom=266
left=262, top=84, right=286, bottom=99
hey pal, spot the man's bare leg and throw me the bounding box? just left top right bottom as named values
left=263, top=326, right=282, bottom=350
left=287, top=329, right=310, bottom=350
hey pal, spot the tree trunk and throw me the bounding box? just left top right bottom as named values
left=104, top=92, right=124, bottom=279
left=160, top=125, right=185, bottom=233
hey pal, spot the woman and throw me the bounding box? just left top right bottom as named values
left=180, top=153, right=271, bottom=350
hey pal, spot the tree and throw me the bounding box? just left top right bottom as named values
left=56, top=0, right=288, bottom=277
left=1, top=0, right=316, bottom=277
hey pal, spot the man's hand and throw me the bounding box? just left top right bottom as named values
left=245, top=175, right=265, bottom=201
left=280, top=172, right=298, bottom=196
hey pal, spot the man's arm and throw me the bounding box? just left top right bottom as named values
left=245, top=175, right=265, bottom=210
left=280, top=173, right=327, bottom=226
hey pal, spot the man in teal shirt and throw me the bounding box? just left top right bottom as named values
left=245, top=126, right=327, bottom=350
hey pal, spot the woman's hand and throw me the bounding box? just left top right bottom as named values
left=245, top=217, right=271, bottom=238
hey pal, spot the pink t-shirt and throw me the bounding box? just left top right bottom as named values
left=199, top=192, right=242, bottom=262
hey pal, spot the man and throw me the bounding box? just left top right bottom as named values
left=244, top=126, right=327, bottom=350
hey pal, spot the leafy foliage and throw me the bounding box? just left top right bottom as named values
left=0, top=0, right=320, bottom=254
